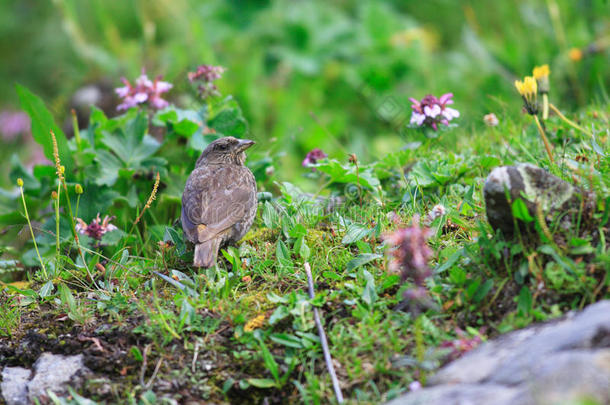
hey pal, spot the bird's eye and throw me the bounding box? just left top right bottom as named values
left=216, top=143, right=228, bottom=151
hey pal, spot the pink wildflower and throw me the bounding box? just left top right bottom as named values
left=188, top=64, right=226, bottom=98
left=75, top=214, right=118, bottom=241
left=409, top=93, right=459, bottom=130
left=0, top=110, right=31, bottom=141
left=115, top=71, right=172, bottom=111
left=302, top=148, right=328, bottom=167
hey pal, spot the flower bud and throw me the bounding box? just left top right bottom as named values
left=51, top=191, right=58, bottom=200
left=17, top=178, right=24, bottom=187
left=75, top=184, right=83, bottom=194
left=59, top=165, right=65, bottom=174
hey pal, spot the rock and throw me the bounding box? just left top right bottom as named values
left=1, top=367, right=31, bottom=405
left=387, top=300, right=610, bottom=405
left=1, top=353, right=91, bottom=404
left=27, top=353, right=90, bottom=402
left=386, top=383, right=519, bottom=405
left=483, top=163, right=594, bottom=235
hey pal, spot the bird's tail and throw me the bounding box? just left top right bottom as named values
left=194, top=238, right=222, bottom=268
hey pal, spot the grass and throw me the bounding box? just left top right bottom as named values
left=0, top=100, right=608, bottom=403
left=0, top=1, right=609, bottom=403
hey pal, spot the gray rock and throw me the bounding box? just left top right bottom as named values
left=1, top=352, right=91, bottom=404
left=386, top=383, right=519, bottom=405
left=27, top=353, right=90, bottom=402
left=512, top=349, right=610, bottom=405
left=483, top=163, right=593, bottom=235
left=388, top=300, right=610, bottom=405
left=1, top=366, right=31, bottom=405
left=432, top=300, right=610, bottom=385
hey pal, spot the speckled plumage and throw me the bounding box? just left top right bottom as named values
left=181, top=137, right=257, bottom=267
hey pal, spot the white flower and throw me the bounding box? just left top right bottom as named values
left=410, top=112, right=426, bottom=126
left=484, top=113, right=499, bottom=126
left=424, top=104, right=441, bottom=118
left=442, top=107, right=460, bottom=120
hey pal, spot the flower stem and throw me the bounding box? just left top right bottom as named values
left=55, top=183, right=61, bottom=273
left=549, top=103, right=593, bottom=138
left=19, top=186, right=48, bottom=279
left=542, top=94, right=549, bottom=120
left=533, top=115, right=554, bottom=164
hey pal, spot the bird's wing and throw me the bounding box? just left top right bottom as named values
left=181, top=165, right=255, bottom=243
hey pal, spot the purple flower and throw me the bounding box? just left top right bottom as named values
left=384, top=215, right=433, bottom=285
left=115, top=71, right=172, bottom=111
left=409, top=93, right=459, bottom=131
left=75, top=213, right=118, bottom=241
left=0, top=110, right=31, bottom=141
left=302, top=148, right=328, bottom=167
left=188, top=64, right=226, bottom=98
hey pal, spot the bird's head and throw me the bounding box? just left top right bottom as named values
left=195, top=136, right=255, bottom=167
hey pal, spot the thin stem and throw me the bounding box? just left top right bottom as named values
left=19, top=186, right=48, bottom=279
left=542, top=94, right=549, bottom=120
left=55, top=183, right=61, bottom=273
left=71, top=109, right=82, bottom=151
left=304, top=262, right=344, bottom=404
left=533, top=115, right=554, bottom=163
left=549, top=103, right=593, bottom=138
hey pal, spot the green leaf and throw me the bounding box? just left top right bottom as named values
left=270, top=333, right=303, bottom=348
left=246, top=378, right=277, bottom=389
left=342, top=223, right=370, bottom=244
left=472, top=279, right=493, bottom=303
left=269, top=305, right=290, bottom=325
left=16, top=84, right=74, bottom=172
left=259, top=341, right=279, bottom=381
left=209, top=100, right=248, bottom=137
left=346, top=253, right=382, bottom=271
left=294, top=236, right=310, bottom=260
left=511, top=198, right=534, bottom=222
left=361, top=270, right=377, bottom=306
left=39, top=280, right=54, bottom=298
left=517, top=286, right=532, bottom=316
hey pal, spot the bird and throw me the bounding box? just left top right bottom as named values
left=181, top=137, right=257, bottom=268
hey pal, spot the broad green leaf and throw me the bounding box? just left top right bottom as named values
left=269, top=305, right=290, bottom=325
left=342, top=223, right=370, bottom=244
left=511, top=198, right=533, bottom=222
left=16, top=84, right=74, bottom=172
left=270, top=333, right=303, bottom=348
left=346, top=253, right=382, bottom=271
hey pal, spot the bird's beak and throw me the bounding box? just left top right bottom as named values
left=236, top=139, right=255, bottom=152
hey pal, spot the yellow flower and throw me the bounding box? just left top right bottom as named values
left=532, top=64, right=550, bottom=93
left=532, top=64, right=550, bottom=80
left=514, top=76, right=538, bottom=115
left=568, top=48, right=582, bottom=62
left=244, top=314, right=266, bottom=332
left=17, top=178, right=24, bottom=187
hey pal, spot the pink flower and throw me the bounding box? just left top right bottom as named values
left=302, top=148, right=328, bottom=167
left=115, top=71, right=172, bottom=111
left=0, top=110, right=31, bottom=141
left=75, top=213, right=118, bottom=241
left=483, top=113, right=499, bottom=126
left=188, top=64, right=226, bottom=99
left=384, top=215, right=433, bottom=285
left=409, top=93, right=459, bottom=131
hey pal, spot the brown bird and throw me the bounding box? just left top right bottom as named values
left=181, top=137, right=257, bottom=267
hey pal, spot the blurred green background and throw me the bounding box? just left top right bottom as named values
left=0, top=0, right=608, bottom=182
